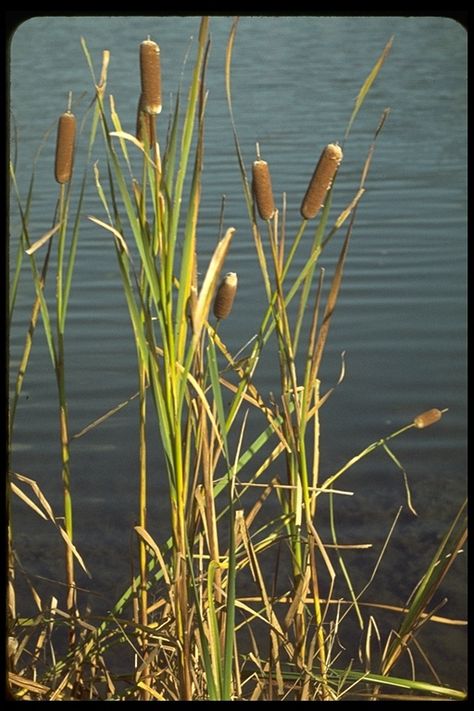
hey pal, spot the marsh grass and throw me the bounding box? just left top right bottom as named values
left=8, top=18, right=466, bottom=701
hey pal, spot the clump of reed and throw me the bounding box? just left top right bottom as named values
left=7, top=18, right=466, bottom=703
left=9, top=78, right=105, bottom=650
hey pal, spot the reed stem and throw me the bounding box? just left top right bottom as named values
left=55, top=183, right=76, bottom=627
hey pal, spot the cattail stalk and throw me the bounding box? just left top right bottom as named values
left=413, top=408, right=443, bottom=429
left=136, top=93, right=152, bottom=146
left=300, top=143, right=343, bottom=220
left=54, top=112, right=76, bottom=184
left=140, top=39, right=162, bottom=115
left=252, top=159, right=275, bottom=220
left=213, top=272, right=238, bottom=320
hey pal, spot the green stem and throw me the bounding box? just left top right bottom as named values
left=56, top=184, right=75, bottom=620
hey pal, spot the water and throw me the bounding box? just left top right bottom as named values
left=9, top=16, right=467, bottom=691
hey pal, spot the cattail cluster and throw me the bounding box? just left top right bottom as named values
left=413, top=408, right=443, bottom=429
left=54, top=111, right=76, bottom=184
left=252, top=159, right=275, bottom=220
left=213, top=272, right=238, bottom=320
left=140, top=39, right=162, bottom=115
left=300, top=143, right=343, bottom=219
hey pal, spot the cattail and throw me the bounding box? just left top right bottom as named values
left=213, top=272, right=238, bottom=320
left=140, top=39, right=162, bottom=115
left=54, top=111, right=76, bottom=184
left=300, top=143, right=343, bottom=220
left=252, top=159, right=275, bottom=220
left=413, top=408, right=443, bottom=429
left=136, top=93, right=152, bottom=145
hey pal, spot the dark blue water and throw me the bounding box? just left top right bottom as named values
left=9, top=16, right=466, bottom=691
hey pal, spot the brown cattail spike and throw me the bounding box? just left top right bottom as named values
left=413, top=408, right=443, bottom=429
left=213, top=272, right=238, bottom=320
left=252, top=159, right=275, bottom=220
left=54, top=111, right=76, bottom=184
left=140, top=39, right=162, bottom=115
left=300, top=143, right=343, bottom=220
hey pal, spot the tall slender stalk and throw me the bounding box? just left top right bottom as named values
left=55, top=182, right=76, bottom=619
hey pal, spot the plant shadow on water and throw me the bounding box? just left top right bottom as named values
left=8, top=16, right=466, bottom=700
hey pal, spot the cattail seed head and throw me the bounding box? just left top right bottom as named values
left=54, top=111, right=76, bottom=184
left=140, top=39, right=162, bottom=115
left=413, top=408, right=443, bottom=429
left=213, top=272, right=238, bottom=320
left=252, top=159, right=275, bottom=220
left=300, top=143, right=343, bottom=220
left=136, top=93, right=152, bottom=145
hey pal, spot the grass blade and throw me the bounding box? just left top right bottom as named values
left=344, top=35, right=393, bottom=141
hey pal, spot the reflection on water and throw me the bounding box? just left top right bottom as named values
left=9, top=16, right=466, bottom=689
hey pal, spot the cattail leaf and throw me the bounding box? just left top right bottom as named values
left=207, top=338, right=230, bottom=465
left=167, top=17, right=209, bottom=283
left=345, top=35, right=394, bottom=140
left=88, top=215, right=130, bottom=256
left=175, top=70, right=209, bottom=361
left=136, top=682, right=165, bottom=701
left=109, top=130, right=157, bottom=168
left=382, top=443, right=418, bottom=516
left=192, top=227, right=235, bottom=342
left=12, top=473, right=91, bottom=577
left=155, top=342, right=225, bottom=454
left=334, top=188, right=365, bottom=229
left=94, top=85, right=163, bottom=309
left=9, top=126, right=53, bottom=320
left=325, top=668, right=466, bottom=700
left=24, top=223, right=61, bottom=255
left=207, top=561, right=224, bottom=696
left=60, top=169, right=88, bottom=332
left=72, top=391, right=140, bottom=440
left=134, top=526, right=171, bottom=586
left=10, top=163, right=57, bottom=368
left=57, top=525, right=91, bottom=578
left=321, top=187, right=366, bottom=251
left=109, top=97, right=132, bottom=175
left=92, top=162, right=112, bottom=223
left=381, top=500, right=466, bottom=679
left=186, top=552, right=220, bottom=700
left=11, top=482, right=48, bottom=520
left=225, top=18, right=253, bottom=217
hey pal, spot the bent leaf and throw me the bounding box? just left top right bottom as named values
left=345, top=36, right=394, bottom=140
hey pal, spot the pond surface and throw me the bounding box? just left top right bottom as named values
left=9, top=16, right=467, bottom=691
